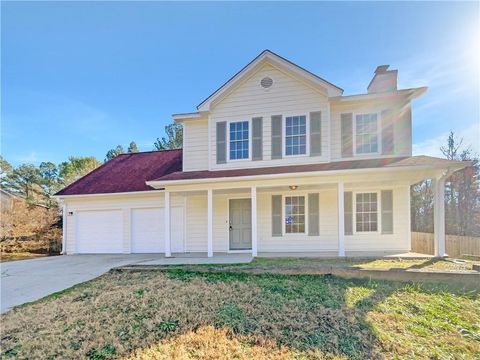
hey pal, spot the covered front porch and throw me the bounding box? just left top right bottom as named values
left=156, top=166, right=453, bottom=258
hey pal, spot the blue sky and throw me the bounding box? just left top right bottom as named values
left=2, top=1, right=479, bottom=166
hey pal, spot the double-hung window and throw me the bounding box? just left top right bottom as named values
left=355, top=192, right=378, bottom=232
left=229, top=121, right=249, bottom=160
left=285, top=115, right=307, bottom=155
left=285, top=196, right=305, bottom=233
left=355, top=113, right=378, bottom=154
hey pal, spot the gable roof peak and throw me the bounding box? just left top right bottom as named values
left=197, top=49, right=343, bottom=111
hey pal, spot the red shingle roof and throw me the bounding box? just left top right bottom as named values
left=55, top=150, right=182, bottom=196
left=56, top=152, right=470, bottom=196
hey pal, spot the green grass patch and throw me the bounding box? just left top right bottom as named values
left=1, top=269, right=478, bottom=359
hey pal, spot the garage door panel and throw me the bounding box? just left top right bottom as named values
left=131, top=207, right=184, bottom=254
left=77, top=210, right=123, bottom=254
left=131, top=208, right=164, bottom=253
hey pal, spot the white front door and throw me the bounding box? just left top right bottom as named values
left=76, top=210, right=124, bottom=254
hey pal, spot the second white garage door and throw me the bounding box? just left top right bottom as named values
left=131, top=207, right=184, bottom=253
left=76, top=210, right=124, bottom=254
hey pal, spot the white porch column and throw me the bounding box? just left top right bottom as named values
left=337, top=182, right=346, bottom=257
left=433, top=177, right=446, bottom=257
left=251, top=186, right=258, bottom=257
left=61, top=203, right=66, bottom=255
left=164, top=191, right=171, bottom=257
left=207, top=189, right=213, bottom=257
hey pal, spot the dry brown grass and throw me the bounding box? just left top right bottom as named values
left=127, top=326, right=308, bottom=360
left=1, top=270, right=478, bottom=359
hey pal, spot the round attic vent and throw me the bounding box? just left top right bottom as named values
left=260, top=77, right=273, bottom=89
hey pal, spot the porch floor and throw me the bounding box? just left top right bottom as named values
left=127, top=251, right=433, bottom=267
left=132, top=253, right=254, bottom=266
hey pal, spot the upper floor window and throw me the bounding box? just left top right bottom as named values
left=229, top=121, right=249, bottom=160
left=355, top=192, right=378, bottom=232
left=355, top=113, right=379, bottom=154
left=285, top=115, right=306, bottom=156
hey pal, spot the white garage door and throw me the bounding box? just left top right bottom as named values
left=131, top=208, right=163, bottom=253
left=76, top=210, right=124, bottom=254
left=131, top=207, right=184, bottom=253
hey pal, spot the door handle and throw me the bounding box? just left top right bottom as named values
left=229, top=226, right=233, bottom=231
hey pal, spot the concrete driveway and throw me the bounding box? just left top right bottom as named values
left=0, top=254, right=160, bottom=314
left=0, top=253, right=252, bottom=314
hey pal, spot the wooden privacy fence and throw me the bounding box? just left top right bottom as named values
left=411, top=232, right=480, bottom=257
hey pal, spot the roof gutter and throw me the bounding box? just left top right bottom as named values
left=146, top=162, right=468, bottom=188
left=53, top=189, right=166, bottom=200
left=330, top=87, right=427, bottom=102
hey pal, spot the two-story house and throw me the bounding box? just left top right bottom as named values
left=55, top=50, right=469, bottom=257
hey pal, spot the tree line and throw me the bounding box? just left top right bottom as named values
left=0, top=122, right=183, bottom=207
left=411, top=132, right=479, bottom=237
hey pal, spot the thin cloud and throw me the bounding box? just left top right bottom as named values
left=413, top=122, right=480, bottom=157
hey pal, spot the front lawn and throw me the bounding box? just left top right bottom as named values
left=244, top=257, right=476, bottom=272
left=1, top=270, right=479, bottom=359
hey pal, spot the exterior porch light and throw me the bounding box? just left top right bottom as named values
left=289, top=185, right=298, bottom=190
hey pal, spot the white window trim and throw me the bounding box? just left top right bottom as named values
left=353, top=190, right=381, bottom=234
left=282, top=114, right=310, bottom=158
left=227, top=119, right=252, bottom=162
left=353, top=112, right=382, bottom=156
left=282, top=193, right=309, bottom=236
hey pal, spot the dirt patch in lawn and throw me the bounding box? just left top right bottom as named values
left=1, top=271, right=479, bottom=359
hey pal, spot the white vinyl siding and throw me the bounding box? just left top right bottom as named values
left=345, top=185, right=409, bottom=253
left=185, top=195, right=208, bottom=252
left=210, top=64, right=329, bottom=170
left=183, top=119, right=209, bottom=171
left=257, top=190, right=338, bottom=252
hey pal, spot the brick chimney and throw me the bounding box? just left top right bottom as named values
left=367, top=65, right=398, bottom=93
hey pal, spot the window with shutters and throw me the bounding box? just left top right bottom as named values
left=354, top=113, right=379, bottom=154
left=285, top=196, right=306, bottom=233
left=285, top=115, right=307, bottom=156
left=355, top=192, right=378, bottom=232
left=229, top=121, right=249, bottom=160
